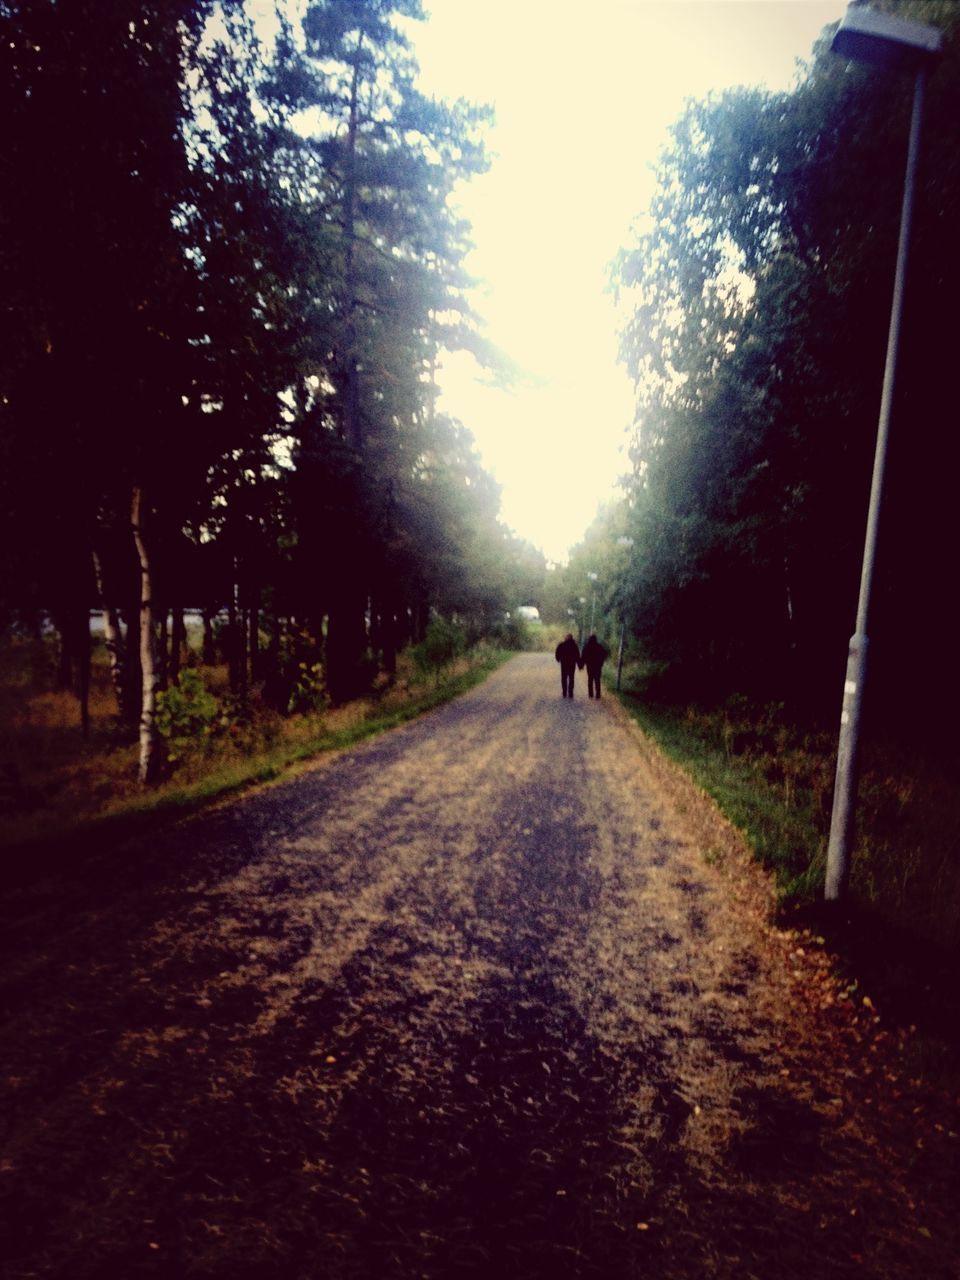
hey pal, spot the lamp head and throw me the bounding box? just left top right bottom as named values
left=832, top=7, right=942, bottom=73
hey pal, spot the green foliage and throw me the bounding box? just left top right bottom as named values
left=155, top=671, right=220, bottom=761
left=411, top=616, right=465, bottom=679
left=488, top=616, right=534, bottom=652
left=285, top=661, right=326, bottom=716
left=617, top=680, right=960, bottom=956
left=611, top=0, right=960, bottom=726
left=0, top=0, right=520, bottom=737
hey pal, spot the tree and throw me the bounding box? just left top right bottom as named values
left=612, top=0, right=960, bottom=726
left=0, top=0, right=516, bottom=782
left=277, top=0, right=491, bottom=700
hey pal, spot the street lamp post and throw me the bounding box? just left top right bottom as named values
left=825, top=7, right=942, bottom=902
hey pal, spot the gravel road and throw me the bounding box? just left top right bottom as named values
left=0, top=653, right=957, bottom=1279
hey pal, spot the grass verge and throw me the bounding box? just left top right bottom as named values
left=614, top=674, right=960, bottom=1089
left=612, top=693, right=828, bottom=899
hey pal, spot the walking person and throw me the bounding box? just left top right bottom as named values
left=555, top=633, right=581, bottom=698
left=581, top=632, right=609, bottom=699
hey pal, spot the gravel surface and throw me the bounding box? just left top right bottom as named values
left=0, top=653, right=957, bottom=1279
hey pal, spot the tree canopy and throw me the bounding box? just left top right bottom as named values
left=0, top=0, right=539, bottom=767
left=609, top=0, right=960, bottom=733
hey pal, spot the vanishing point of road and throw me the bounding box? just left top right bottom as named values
left=0, top=654, right=957, bottom=1279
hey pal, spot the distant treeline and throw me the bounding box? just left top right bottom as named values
left=0, top=0, right=543, bottom=780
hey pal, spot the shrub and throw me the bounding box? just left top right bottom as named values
left=411, top=617, right=465, bottom=679
left=286, top=660, right=326, bottom=715
left=155, top=670, right=220, bottom=761
left=489, top=616, right=533, bottom=651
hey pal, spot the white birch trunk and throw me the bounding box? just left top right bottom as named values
left=131, top=486, right=161, bottom=784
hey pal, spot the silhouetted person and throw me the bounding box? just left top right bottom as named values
left=555, top=633, right=580, bottom=698
left=581, top=632, right=609, bottom=699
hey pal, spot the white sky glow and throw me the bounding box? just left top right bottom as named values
left=409, top=0, right=846, bottom=563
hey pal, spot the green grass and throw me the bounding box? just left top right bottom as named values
left=613, top=669, right=960, bottom=944
left=614, top=667, right=960, bottom=1087
left=613, top=693, right=830, bottom=900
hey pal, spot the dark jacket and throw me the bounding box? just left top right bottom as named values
left=555, top=636, right=580, bottom=669
left=581, top=635, right=609, bottom=673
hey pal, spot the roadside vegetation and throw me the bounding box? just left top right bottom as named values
left=614, top=661, right=960, bottom=1087
left=0, top=627, right=512, bottom=856
left=1, top=0, right=548, bottom=789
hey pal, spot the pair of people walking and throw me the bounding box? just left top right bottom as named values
left=555, top=632, right=609, bottom=699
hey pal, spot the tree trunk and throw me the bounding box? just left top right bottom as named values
left=75, top=607, right=90, bottom=741
left=121, top=605, right=142, bottom=730
left=131, top=486, right=162, bottom=784
left=92, top=547, right=127, bottom=717
left=170, top=607, right=186, bottom=684
left=157, top=608, right=169, bottom=691
left=28, top=612, right=46, bottom=685
left=239, top=607, right=249, bottom=697
left=262, top=611, right=284, bottom=711
left=54, top=613, right=73, bottom=690
left=342, top=37, right=363, bottom=450
left=248, top=584, right=261, bottom=682
left=202, top=608, right=217, bottom=666
left=325, top=586, right=368, bottom=706
left=376, top=599, right=398, bottom=677
left=226, top=592, right=244, bottom=695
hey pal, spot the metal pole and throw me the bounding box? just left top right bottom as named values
left=825, top=68, right=926, bottom=901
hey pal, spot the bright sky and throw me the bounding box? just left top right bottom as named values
left=407, top=0, right=847, bottom=564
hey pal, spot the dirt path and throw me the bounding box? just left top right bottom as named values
left=0, top=654, right=957, bottom=1279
